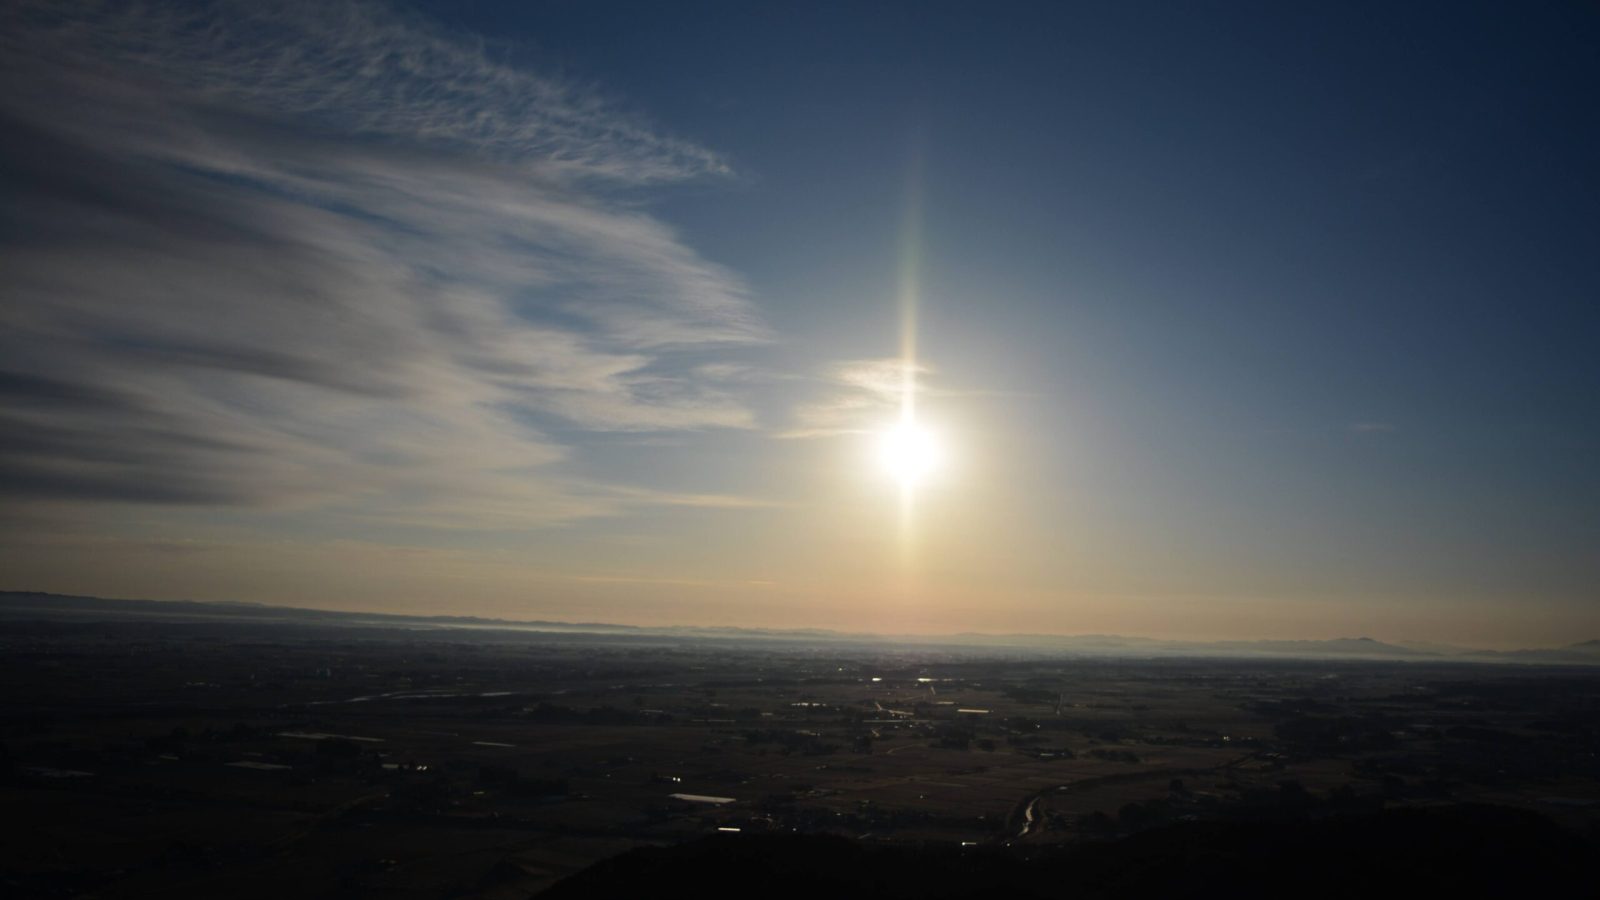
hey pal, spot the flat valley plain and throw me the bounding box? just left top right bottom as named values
left=4, top=618, right=1598, bottom=897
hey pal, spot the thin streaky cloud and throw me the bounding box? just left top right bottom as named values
left=0, top=0, right=773, bottom=530
left=2, top=0, right=728, bottom=183
left=778, top=358, right=931, bottom=439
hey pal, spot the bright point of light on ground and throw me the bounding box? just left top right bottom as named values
left=877, top=421, right=942, bottom=488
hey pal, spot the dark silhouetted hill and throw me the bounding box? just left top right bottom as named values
left=538, top=805, right=1589, bottom=899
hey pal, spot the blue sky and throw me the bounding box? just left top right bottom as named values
left=1, top=1, right=1596, bottom=645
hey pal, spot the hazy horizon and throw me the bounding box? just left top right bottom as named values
left=6, top=587, right=1595, bottom=655
left=3, top=1, right=1597, bottom=650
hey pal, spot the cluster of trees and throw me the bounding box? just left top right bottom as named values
left=477, top=764, right=568, bottom=800
left=1272, top=715, right=1399, bottom=754
left=741, top=728, right=839, bottom=755
left=521, top=703, right=655, bottom=725
left=1074, top=779, right=1392, bottom=837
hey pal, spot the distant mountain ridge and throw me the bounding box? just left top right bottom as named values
left=1, top=590, right=1595, bottom=664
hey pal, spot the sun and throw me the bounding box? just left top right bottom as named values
left=877, top=420, right=942, bottom=488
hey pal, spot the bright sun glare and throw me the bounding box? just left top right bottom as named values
left=878, top=421, right=942, bottom=488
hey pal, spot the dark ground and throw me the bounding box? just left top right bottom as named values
left=544, top=805, right=1590, bottom=899
left=3, top=601, right=1597, bottom=897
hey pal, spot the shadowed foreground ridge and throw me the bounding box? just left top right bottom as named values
left=540, top=805, right=1590, bottom=899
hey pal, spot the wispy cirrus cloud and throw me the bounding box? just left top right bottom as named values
left=779, top=358, right=928, bottom=439
left=0, top=0, right=768, bottom=528
left=5, top=0, right=729, bottom=183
